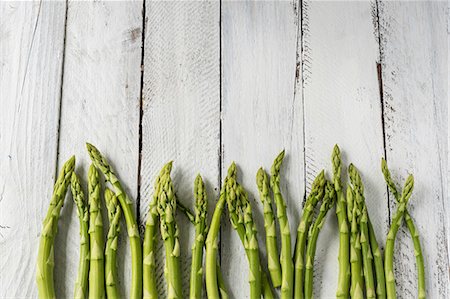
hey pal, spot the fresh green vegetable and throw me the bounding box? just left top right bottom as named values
left=382, top=159, right=423, bottom=299
left=86, top=143, right=142, bottom=299
left=190, top=174, right=208, bottom=299
left=294, top=170, right=325, bottom=299
left=256, top=167, right=282, bottom=288
left=349, top=165, right=375, bottom=299
left=88, top=165, right=105, bottom=299
left=104, top=188, right=121, bottom=299
left=157, top=169, right=182, bottom=299
left=36, top=156, right=75, bottom=299
left=143, top=162, right=172, bottom=299
left=205, top=180, right=228, bottom=299
left=367, top=218, right=386, bottom=299
left=347, top=183, right=364, bottom=299
left=71, top=172, right=90, bottom=299
left=226, top=163, right=262, bottom=299
left=270, top=151, right=294, bottom=298
left=332, top=145, right=350, bottom=299
left=304, top=181, right=336, bottom=298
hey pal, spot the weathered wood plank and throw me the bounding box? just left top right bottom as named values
left=56, top=1, right=142, bottom=297
left=0, top=1, right=67, bottom=298
left=221, top=2, right=303, bottom=297
left=377, top=1, right=449, bottom=297
left=302, top=1, right=387, bottom=297
left=140, top=1, right=220, bottom=297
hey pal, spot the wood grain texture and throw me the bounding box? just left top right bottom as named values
left=221, top=2, right=303, bottom=297
left=1, top=2, right=449, bottom=298
left=56, top=1, right=142, bottom=297
left=140, top=1, right=220, bottom=297
left=301, top=1, right=388, bottom=297
left=377, top=1, right=450, bottom=297
left=0, top=2, right=66, bottom=298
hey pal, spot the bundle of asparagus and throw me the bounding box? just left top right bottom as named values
left=35, top=144, right=425, bottom=299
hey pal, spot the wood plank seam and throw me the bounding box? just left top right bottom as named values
left=373, top=0, right=392, bottom=224
left=54, top=0, right=69, bottom=187
left=137, top=0, right=147, bottom=232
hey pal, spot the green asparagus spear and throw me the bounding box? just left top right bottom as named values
left=71, top=172, right=90, bottom=299
left=332, top=145, right=350, bottom=299
left=294, top=170, right=325, bottom=299
left=143, top=162, right=172, bottom=299
left=367, top=218, right=386, bottom=299
left=158, top=170, right=182, bottom=299
left=270, top=151, right=294, bottom=298
left=256, top=168, right=282, bottom=288
left=360, top=206, right=376, bottom=299
left=36, top=156, right=75, bottom=299
left=190, top=174, right=208, bottom=299
left=205, top=180, right=228, bottom=299
left=349, top=164, right=376, bottom=299
left=163, top=178, right=228, bottom=299
left=216, top=261, right=229, bottom=299
left=382, top=159, right=423, bottom=299
left=88, top=165, right=105, bottom=299
left=385, top=174, right=414, bottom=299
left=304, top=181, right=336, bottom=298
left=104, top=188, right=121, bottom=299
left=226, top=164, right=262, bottom=299
left=86, top=143, right=142, bottom=299
left=347, top=184, right=364, bottom=299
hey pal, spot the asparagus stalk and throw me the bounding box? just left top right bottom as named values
left=294, top=170, right=325, bottom=299
left=347, top=184, right=364, bottom=299
left=86, top=143, right=142, bottom=299
left=216, top=261, right=229, bottom=299
left=332, top=145, right=350, bottom=299
left=381, top=159, right=424, bottom=299
left=270, top=151, right=294, bottom=298
left=226, top=164, right=262, bottom=299
left=157, top=170, right=182, bottom=299
left=385, top=174, right=414, bottom=299
left=304, top=181, right=336, bottom=298
left=104, top=188, right=122, bottom=299
left=349, top=164, right=376, bottom=299
left=256, top=168, right=282, bottom=288
left=143, top=162, right=172, bottom=299
left=71, top=172, right=90, bottom=299
left=36, top=156, right=75, bottom=299
left=205, top=180, right=228, bottom=299
left=190, top=174, right=208, bottom=299
left=367, top=218, right=386, bottom=299
left=88, top=165, right=105, bottom=299
left=360, top=206, right=376, bottom=299
left=166, top=178, right=228, bottom=299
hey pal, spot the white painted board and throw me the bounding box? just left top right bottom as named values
left=0, top=1, right=448, bottom=298
left=378, top=1, right=450, bottom=297
left=0, top=2, right=66, bottom=298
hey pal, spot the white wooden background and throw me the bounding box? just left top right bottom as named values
left=0, top=1, right=448, bottom=298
